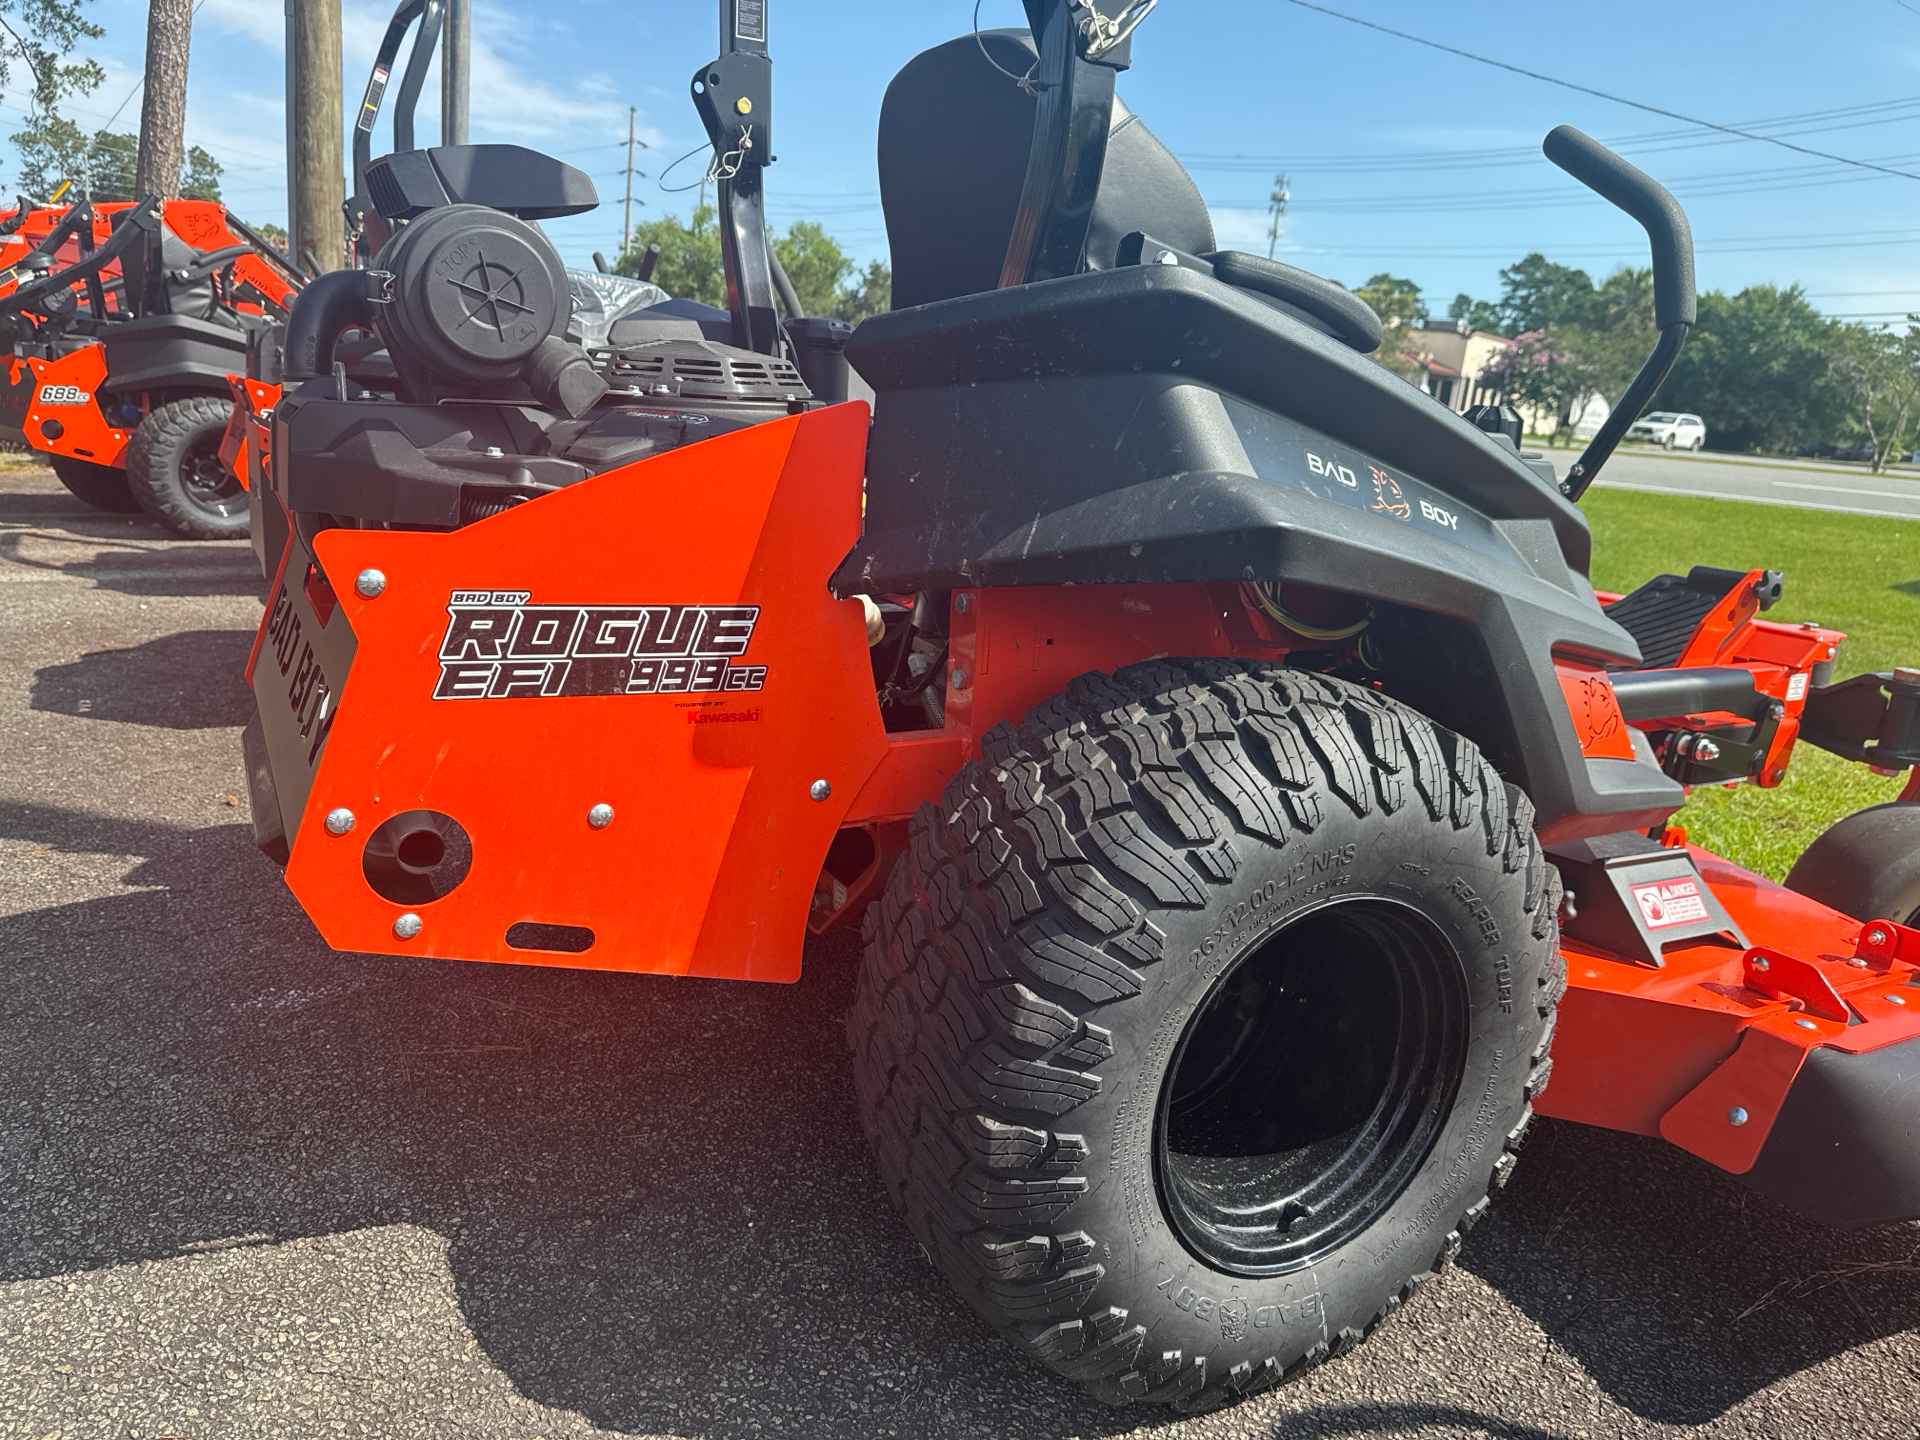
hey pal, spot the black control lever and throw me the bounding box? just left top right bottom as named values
left=1541, top=125, right=1695, bottom=500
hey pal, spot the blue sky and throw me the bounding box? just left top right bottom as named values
left=17, top=0, right=1920, bottom=322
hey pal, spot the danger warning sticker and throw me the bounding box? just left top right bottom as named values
left=1631, top=877, right=1710, bottom=930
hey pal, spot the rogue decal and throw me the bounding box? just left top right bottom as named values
left=434, top=590, right=768, bottom=699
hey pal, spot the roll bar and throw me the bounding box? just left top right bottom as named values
left=691, top=0, right=781, bottom=354
left=2, top=196, right=161, bottom=323
left=998, top=1, right=1148, bottom=288
left=1542, top=125, right=1696, bottom=500
left=348, top=0, right=446, bottom=263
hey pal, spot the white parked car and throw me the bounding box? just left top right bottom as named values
left=1628, top=411, right=1706, bottom=450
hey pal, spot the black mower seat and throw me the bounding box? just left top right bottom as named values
left=878, top=30, right=1214, bottom=311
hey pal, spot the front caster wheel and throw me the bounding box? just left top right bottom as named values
left=1785, top=802, right=1920, bottom=926
left=849, top=660, right=1563, bottom=1409
left=49, top=453, right=141, bottom=513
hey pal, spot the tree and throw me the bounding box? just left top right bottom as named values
left=1355, top=272, right=1426, bottom=380
left=773, top=220, right=850, bottom=316
left=1658, top=285, right=1844, bottom=453
left=834, top=259, right=890, bottom=323
left=180, top=144, right=221, bottom=201
left=14, top=118, right=219, bottom=202
left=1823, top=324, right=1920, bottom=473
left=1448, top=291, right=1503, bottom=334
left=615, top=203, right=725, bottom=306
left=0, top=0, right=108, bottom=199
left=1477, top=327, right=1597, bottom=441
left=618, top=206, right=892, bottom=320
left=136, top=0, right=193, bottom=200
left=1497, top=253, right=1596, bottom=334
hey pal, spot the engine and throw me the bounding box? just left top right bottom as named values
left=271, top=143, right=814, bottom=539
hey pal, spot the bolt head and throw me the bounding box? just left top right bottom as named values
left=588, top=803, right=614, bottom=829
left=355, top=568, right=386, bottom=599
left=1752, top=956, right=1770, bottom=972
left=949, top=667, right=969, bottom=690
left=1889, top=994, right=1909, bottom=1006
left=953, top=591, right=972, bottom=614
left=1848, top=957, right=1869, bottom=969
left=809, top=779, right=832, bottom=803
left=484, top=445, right=505, bottom=458
left=1868, top=928, right=1890, bottom=946
left=324, top=807, right=355, bottom=836
left=393, top=913, right=423, bottom=940
left=1796, top=1017, right=1819, bottom=1030
left=1727, top=1106, right=1749, bottom=1127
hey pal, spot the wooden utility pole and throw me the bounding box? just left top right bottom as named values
left=620, top=106, right=648, bottom=257
left=135, top=0, right=194, bottom=200
left=287, top=0, right=344, bottom=273
left=441, top=0, right=470, bottom=145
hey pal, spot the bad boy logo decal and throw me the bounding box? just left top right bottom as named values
left=434, top=590, right=768, bottom=699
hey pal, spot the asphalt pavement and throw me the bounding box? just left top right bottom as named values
left=4, top=462, right=1920, bottom=1439
left=1550, top=444, right=1920, bottom=521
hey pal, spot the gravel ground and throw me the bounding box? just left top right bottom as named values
left=3, top=464, right=1919, bottom=1439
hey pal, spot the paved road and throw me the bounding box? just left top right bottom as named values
left=1546, top=446, right=1920, bottom=521
left=3, top=464, right=1920, bottom=1439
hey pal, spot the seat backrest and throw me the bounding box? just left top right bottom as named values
left=878, top=30, right=1213, bottom=312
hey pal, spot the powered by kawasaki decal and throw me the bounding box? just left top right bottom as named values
left=435, top=591, right=768, bottom=699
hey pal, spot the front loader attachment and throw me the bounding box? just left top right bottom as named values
left=244, top=403, right=886, bottom=981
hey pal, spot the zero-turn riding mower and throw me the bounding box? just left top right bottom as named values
left=0, top=192, right=301, bottom=537
left=240, top=0, right=1920, bottom=1411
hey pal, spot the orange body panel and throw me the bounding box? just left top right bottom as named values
left=11, top=345, right=131, bottom=468
left=279, top=403, right=887, bottom=982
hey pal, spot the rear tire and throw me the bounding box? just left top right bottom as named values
left=849, top=660, right=1562, bottom=1408
left=1662, top=433, right=1676, bottom=450
left=126, top=395, right=248, bottom=539
left=49, top=453, right=140, bottom=513
left=1784, top=802, right=1920, bottom=926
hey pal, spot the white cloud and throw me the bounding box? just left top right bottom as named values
left=198, top=0, right=286, bottom=50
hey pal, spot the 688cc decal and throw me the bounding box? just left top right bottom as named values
left=435, top=590, right=769, bottom=700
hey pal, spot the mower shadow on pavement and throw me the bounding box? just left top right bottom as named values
left=1461, top=1117, right=1920, bottom=1426
left=2, top=803, right=1917, bottom=1435
left=30, top=629, right=257, bottom=729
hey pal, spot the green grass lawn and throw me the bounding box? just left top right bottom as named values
left=1582, top=488, right=1920, bottom=879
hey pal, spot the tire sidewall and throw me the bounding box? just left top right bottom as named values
left=1076, top=797, right=1534, bottom=1368
left=129, top=396, right=247, bottom=539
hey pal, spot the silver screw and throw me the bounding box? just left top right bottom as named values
left=355, top=568, right=386, bottom=598
left=485, top=445, right=505, bottom=458
left=1889, top=994, right=1909, bottom=1006
left=393, top=913, right=423, bottom=940
left=588, top=803, right=614, bottom=829
left=1752, top=956, right=1770, bottom=972
left=949, top=666, right=969, bottom=690
left=1848, top=957, right=1869, bottom=968
left=1694, top=737, right=1722, bottom=762
left=953, top=592, right=972, bottom=614
left=324, top=807, right=355, bottom=836
left=1796, top=1018, right=1818, bottom=1030
left=1868, top=928, right=1889, bottom=946
left=1727, top=1107, right=1749, bottom=1127
left=809, top=779, right=832, bottom=802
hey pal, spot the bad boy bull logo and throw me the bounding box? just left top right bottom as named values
left=434, top=590, right=768, bottom=699
left=1369, top=465, right=1412, bottom=520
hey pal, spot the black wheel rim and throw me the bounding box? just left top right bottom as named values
left=1155, top=898, right=1470, bottom=1276
left=179, top=426, right=243, bottom=518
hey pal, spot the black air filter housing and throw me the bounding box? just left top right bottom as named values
left=372, top=203, right=569, bottom=388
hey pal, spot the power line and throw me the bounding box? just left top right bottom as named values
left=1283, top=0, right=1920, bottom=182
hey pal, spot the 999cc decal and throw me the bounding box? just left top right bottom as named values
left=434, top=590, right=769, bottom=699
